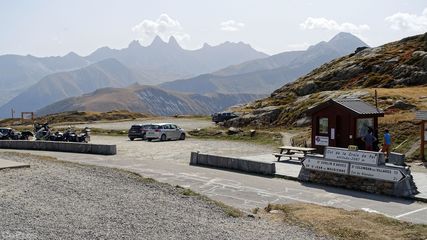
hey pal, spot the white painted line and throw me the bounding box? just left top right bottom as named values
left=395, top=207, right=427, bottom=219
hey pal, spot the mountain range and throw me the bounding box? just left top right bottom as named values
left=0, top=37, right=267, bottom=107
left=0, top=32, right=368, bottom=117
left=36, top=84, right=265, bottom=116
left=159, top=32, right=368, bottom=95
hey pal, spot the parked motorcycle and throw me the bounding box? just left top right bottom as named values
left=0, top=127, right=33, bottom=140
left=76, top=127, right=91, bottom=143
left=34, top=122, right=51, bottom=140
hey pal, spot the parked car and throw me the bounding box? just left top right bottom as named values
left=128, top=124, right=155, bottom=141
left=145, top=123, right=186, bottom=141
left=211, top=112, right=238, bottom=123
left=0, top=127, right=33, bottom=140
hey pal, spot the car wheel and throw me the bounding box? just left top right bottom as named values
left=179, top=133, right=185, bottom=140
left=129, top=137, right=135, bottom=141
left=147, top=138, right=152, bottom=142
left=160, top=134, right=166, bottom=141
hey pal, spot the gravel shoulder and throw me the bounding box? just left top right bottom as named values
left=0, top=152, right=325, bottom=240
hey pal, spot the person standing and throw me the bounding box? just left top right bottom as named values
left=382, top=129, right=392, bottom=159
left=362, top=129, right=376, bottom=151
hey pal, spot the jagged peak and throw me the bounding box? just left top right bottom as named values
left=167, top=36, right=181, bottom=48
left=150, top=35, right=167, bottom=47
left=128, top=40, right=142, bottom=48
left=64, top=51, right=80, bottom=58
left=202, top=43, right=212, bottom=48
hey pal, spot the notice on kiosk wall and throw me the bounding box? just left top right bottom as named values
left=315, top=136, right=329, bottom=146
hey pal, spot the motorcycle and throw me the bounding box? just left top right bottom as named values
left=0, top=127, right=33, bottom=140
left=34, top=123, right=51, bottom=141
left=76, top=127, right=91, bottom=143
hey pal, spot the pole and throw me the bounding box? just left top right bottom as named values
left=375, top=90, right=378, bottom=110
left=422, top=121, right=425, bottom=162
left=11, top=108, right=14, bottom=119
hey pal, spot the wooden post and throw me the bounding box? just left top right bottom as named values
left=422, top=121, right=426, bottom=162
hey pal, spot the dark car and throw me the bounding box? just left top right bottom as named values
left=212, top=112, right=238, bottom=123
left=128, top=124, right=154, bottom=141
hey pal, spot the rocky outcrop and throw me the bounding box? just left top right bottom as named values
left=232, top=33, right=427, bottom=127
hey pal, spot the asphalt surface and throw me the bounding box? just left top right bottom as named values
left=6, top=134, right=427, bottom=225
left=0, top=153, right=325, bottom=240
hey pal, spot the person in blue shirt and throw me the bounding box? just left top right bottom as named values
left=382, top=129, right=392, bottom=159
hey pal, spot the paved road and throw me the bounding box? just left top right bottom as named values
left=7, top=135, right=427, bottom=224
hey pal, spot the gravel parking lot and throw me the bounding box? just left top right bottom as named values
left=0, top=153, right=325, bottom=240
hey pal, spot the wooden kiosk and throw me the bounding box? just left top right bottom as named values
left=415, top=111, right=427, bottom=162
left=307, top=98, right=384, bottom=153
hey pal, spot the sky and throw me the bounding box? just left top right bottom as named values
left=0, top=0, right=426, bottom=57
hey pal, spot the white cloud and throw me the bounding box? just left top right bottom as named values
left=220, top=20, right=245, bottom=32
left=385, top=8, right=427, bottom=32
left=132, top=13, right=190, bottom=43
left=300, top=17, right=370, bottom=33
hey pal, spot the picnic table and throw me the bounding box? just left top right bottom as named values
left=273, top=146, right=316, bottom=162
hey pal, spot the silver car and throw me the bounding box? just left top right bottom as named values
left=145, top=123, right=186, bottom=141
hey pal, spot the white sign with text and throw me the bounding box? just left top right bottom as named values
left=325, top=147, right=379, bottom=165
left=349, top=164, right=406, bottom=182
left=302, top=157, right=349, bottom=175
left=315, top=136, right=329, bottom=146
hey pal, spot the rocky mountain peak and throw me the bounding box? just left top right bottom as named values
left=128, top=40, right=142, bottom=49
left=167, top=36, right=181, bottom=48
left=150, top=35, right=167, bottom=47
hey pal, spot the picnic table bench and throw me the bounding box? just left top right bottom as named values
left=273, top=146, right=316, bottom=162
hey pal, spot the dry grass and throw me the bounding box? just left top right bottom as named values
left=379, top=111, right=416, bottom=124
left=262, top=203, right=427, bottom=240
left=0, top=110, right=149, bottom=127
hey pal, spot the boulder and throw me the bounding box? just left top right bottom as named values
left=295, top=81, right=317, bottom=96
left=386, top=100, right=416, bottom=110
left=227, top=127, right=241, bottom=135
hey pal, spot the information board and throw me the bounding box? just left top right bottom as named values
left=302, top=157, right=349, bottom=175
left=325, top=147, right=379, bottom=165
left=315, top=136, right=329, bottom=146
left=349, top=164, right=406, bottom=182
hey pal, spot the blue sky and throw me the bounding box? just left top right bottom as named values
left=1, top=0, right=426, bottom=56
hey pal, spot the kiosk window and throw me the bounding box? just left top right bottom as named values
left=356, top=118, right=374, bottom=138
left=318, top=117, right=328, bottom=135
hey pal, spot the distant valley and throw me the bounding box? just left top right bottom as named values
left=36, top=85, right=265, bottom=116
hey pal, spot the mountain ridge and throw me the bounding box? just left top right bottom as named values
left=159, top=32, right=369, bottom=95
left=36, top=84, right=265, bottom=116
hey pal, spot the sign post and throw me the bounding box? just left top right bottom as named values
left=416, top=111, right=427, bottom=162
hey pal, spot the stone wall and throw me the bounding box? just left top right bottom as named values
left=0, top=140, right=116, bottom=155
left=190, top=152, right=275, bottom=175
left=298, top=166, right=418, bottom=197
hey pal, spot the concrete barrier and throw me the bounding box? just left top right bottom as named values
left=0, top=140, right=116, bottom=155
left=190, top=152, right=275, bottom=175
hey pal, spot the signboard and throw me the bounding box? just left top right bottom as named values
left=325, top=147, right=379, bottom=165
left=349, top=164, right=406, bottom=182
left=302, top=157, right=349, bottom=174
left=315, top=136, right=329, bottom=146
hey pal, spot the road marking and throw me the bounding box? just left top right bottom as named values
left=395, top=207, right=427, bottom=219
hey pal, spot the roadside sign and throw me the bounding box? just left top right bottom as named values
left=302, top=157, right=349, bottom=174
left=325, top=147, right=379, bottom=165
left=349, top=164, right=406, bottom=182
